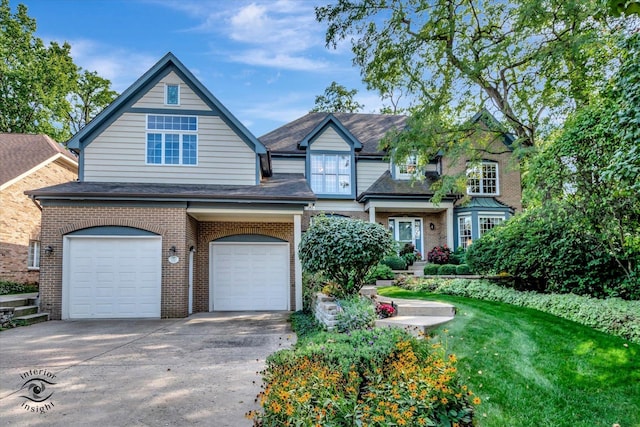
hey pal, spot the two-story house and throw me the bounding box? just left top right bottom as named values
left=28, top=53, right=520, bottom=320
left=260, top=111, right=521, bottom=256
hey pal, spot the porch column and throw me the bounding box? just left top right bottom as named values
left=294, top=214, right=302, bottom=311
left=369, top=205, right=376, bottom=223
left=446, top=206, right=455, bottom=248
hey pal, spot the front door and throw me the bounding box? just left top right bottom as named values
left=389, top=218, right=423, bottom=255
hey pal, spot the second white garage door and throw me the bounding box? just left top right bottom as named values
left=210, top=242, right=289, bottom=311
left=64, top=236, right=162, bottom=319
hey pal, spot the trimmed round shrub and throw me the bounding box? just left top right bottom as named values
left=364, top=264, right=394, bottom=283
left=381, top=255, right=407, bottom=270
left=423, top=264, right=440, bottom=276
left=456, top=264, right=472, bottom=275
left=438, top=264, right=457, bottom=275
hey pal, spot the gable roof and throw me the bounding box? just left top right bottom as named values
left=357, top=170, right=458, bottom=202
left=299, top=114, right=362, bottom=151
left=66, top=52, right=266, bottom=154
left=260, top=112, right=407, bottom=156
left=0, top=133, right=77, bottom=189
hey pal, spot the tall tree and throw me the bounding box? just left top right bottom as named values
left=0, top=0, right=117, bottom=142
left=67, top=70, right=118, bottom=134
left=311, top=81, right=364, bottom=113
left=316, top=0, right=626, bottom=151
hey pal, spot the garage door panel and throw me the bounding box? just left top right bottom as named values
left=211, top=242, right=289, bottom=311
left=65, top=237, right=161, bottom=319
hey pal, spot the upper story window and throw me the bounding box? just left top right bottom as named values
left=28, top=240, right=40, bottom=270
left=165, top=84, right=180, bottom=105
left=310, top=153, right=351, bottom=195
left=467, top=161, right=499, bottom=195
left=395, top=154, right=418, bottom=180
left=146, top=115, right=197, bottom=165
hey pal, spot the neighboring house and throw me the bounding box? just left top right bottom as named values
left=26, top=52, right=520, bottom=321
left=27, top=53, right=315, bottom=320
left=260, top=111, right=522, bottom=256
left=0, top=134, right=78, bottom=284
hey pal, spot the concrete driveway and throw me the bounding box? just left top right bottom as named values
left=0, top=312, right=294, bottom=426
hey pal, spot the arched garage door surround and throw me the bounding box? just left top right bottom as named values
left=209, top=235, right=290, bottom=311
left=62, top=226, right=162, bottom=319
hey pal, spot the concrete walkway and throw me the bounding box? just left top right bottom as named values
left=0, top=312, right=294, bottom=426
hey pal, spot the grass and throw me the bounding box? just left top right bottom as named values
left=379, top=287, right=640, bottom=427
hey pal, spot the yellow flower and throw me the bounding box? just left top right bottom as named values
left=473, top=397, right=482, bottom=405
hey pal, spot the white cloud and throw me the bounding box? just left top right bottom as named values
left=229, top=50, right=330, bottom=71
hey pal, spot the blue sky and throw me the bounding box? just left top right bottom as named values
left=23, top=0, right=384, bottom=137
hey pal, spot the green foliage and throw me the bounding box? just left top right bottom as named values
left=310, top=81, right=364, bottom=113
left=299, top=215, right=393, bottom=296
left=0, top=281, right=38, bottom=295
left=68, top=70, right=117, bottom=133
left=316, top=0, right=625, bottom=159
left=0, top=1, right=116, bottom=141
left=609, top=0, right=640, bottom=16
left=466, top=204, right=635, bottom=298
left=380, top=255, right=406, bottom=270
left=455, top=264, right=472, bottom=275
left=423, top=263, right=440, bottom=276
left=251, top=324, right=477, bottom=426
left=437, top=264, right=457, bottom=275
left=449, top=247, right=466, bottom=265
left=364, top=263, right=394, bottom=283
left=290, top=310, right=322, bottom=339
left=335, top=295, right=376, bottom=333
left=302, top=271, right=328, bottom=312
left=395, top=279, right=640, bottom=343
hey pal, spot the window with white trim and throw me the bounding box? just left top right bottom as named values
left=395, top=154, right=418, bottom=179
left=458, top=216, right=472, bottom=250
left=165, top=84, right=180, bottom=105
left=310, top=154, right=351, bottom=194
left=467, top=161, right=499, bottom=195
left=28, top=240, right=40, bottom=269
left=479, top=216, right=504, bottom=237
left=146, top=115, right=197, bottom=165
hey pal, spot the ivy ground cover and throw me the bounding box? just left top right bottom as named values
left=379, top=287, right=640, bottom=427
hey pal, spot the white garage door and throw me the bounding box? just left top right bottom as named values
left=64, top=236, right=162, bottom=319
left=211, top=242, right=289, bottom=311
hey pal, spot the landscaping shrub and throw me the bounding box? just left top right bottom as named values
left=437, top=264, right=457, bottom=275
left=381, top=255, right=407, bottom=270
left=250, top=326, right=478, bottom=426
left=299, top=215, right=394, bottom=297
left=399, top=242, right=418, bottom=266
left=431, top=279, right=640, bottom=343
left=423, top=263, right=440, bottom=276
left=449, top=247, right=466, bottom=265
left=364, top=264, right=394, bottom=283
left=0, top=281, right=38, bottom=295
left=302, top=271, right=328, bottom=312
left=335, top=295, right=376, bottom=332
left=427, top=245, right=451, bottom=264
left=401, top=251, right=417, bottom=266
left=456, top=264, right=472, bottom=275
left=465, top=204, right=635, bottom=299
left=290, top=310, right=322, bottom=338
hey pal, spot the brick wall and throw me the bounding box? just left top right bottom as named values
left=0, top=160, right=77, bottom=284
left=441, top=129, right=522, bottom=212
left=39, top=205, right=188, bottom=319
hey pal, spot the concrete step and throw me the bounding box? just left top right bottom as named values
left=13, top=305, right=38, bottom=316
left=360, top=286, right=378, bottom=296
left=377, top=296, right=456, bottom=317
left=0, top=298, right=30, bottom=308
left=376, top=315, right=454, bottom=336
left=13, top=312, right=49, bottom=326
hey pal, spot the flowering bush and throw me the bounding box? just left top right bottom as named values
left=249, top=327, right=478, bottom=426
left=427, top=245, right=452, bottom=264
left=375, top=301, right=397, bottom=318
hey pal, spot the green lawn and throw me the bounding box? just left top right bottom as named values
left=378, top=287, right=640, bottom=427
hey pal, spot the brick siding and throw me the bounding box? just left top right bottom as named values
left=0, top=160, right=77, bottom=284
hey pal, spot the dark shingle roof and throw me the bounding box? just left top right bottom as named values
left=0, top=134, right=77, bottom=186
left=357, top=171, right=443, bottom=201
left=26, top=173, right=315, bottom=203
left=259, top=112, right=407, bottom=156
